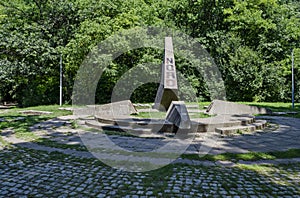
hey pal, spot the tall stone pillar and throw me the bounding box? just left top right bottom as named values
left=154, top=37, right=179, bottom=111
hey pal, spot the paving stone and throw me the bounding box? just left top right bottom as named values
left=136, top=190, right=144, bottom=195
left=1, top=116, right=300, bottom=197
left=96, top=193, right=106, bottom=198
left=0, top=189, right=10, bottom=195
left=146, top=191, right=153, bottom=195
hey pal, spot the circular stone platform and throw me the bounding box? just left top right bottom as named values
left=85, top=105, right=268, bottom=137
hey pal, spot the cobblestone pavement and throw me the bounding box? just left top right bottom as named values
left=0, top=148, right=299, bottom=197
left=1, top=115, right=300, bottom=196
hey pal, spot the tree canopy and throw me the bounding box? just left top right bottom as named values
left=0, top=0, right=299, bottom=106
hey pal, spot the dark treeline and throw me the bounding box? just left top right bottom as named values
left=0, top=0, right=299, bottom=106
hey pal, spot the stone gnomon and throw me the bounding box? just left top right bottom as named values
left=154, top=37, right=179, bottom=111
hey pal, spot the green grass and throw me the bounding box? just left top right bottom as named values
left=132, top=101, right=212, bottom=119
left=235, top=164, right=275, bottom=173
left=0, top=105, right=72, bottom=140
left=181, top=148, right=300, bottom=162
left=0, top=136, right=11, bottom=147
left=33, top=138, right=88, bottom=151
left=0, top=105, right=91, bottom=151
left=133, top=110, right=212, bottom=119
left=197, top=101, right=211, bottom=109
left=239, top=102, right=300, bottom=118
left=134, top=111, right=166, bottom=119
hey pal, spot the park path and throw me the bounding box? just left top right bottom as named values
left=1, top=115, right=300, bottom=196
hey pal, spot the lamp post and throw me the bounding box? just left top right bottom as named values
left=59, top=54, right=63, bottom=106
left=292, top=48, right=295, bottom=109
left=292, top=15, right=300, bottom=110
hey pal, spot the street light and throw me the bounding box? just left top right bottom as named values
left=292, top=48, right=295, bottom=109
left=292, top=15, right=300, bottom=110
left=292, top=49, right=294, bottom=109
left=59, top=54, right=63, bottom=106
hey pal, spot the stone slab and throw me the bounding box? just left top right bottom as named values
left=73, top=100, right=137, bottom=118
left=166, top=101, right=191, bottom=129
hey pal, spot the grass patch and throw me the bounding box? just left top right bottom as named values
left=235, top=164, right=275, bottom=173
left=181, top=148, right=300, bottom=162
left=2, top=105, right=72, bottom=117
left=133, top=102, right=212, bottom=119
left=134, top=111, right=212, bottom=119
left=0, top=105, right=72, bottom=140
left=198, top=102, right=211, bottom=109
left=269, top=148, right=300, bottom=159
left=0, top=136, right=11, bottom=147
left=134, top=111, right=166, bottom=119
left=33, top=138, right=88, bottom=151
left=239, top=102, right=300, bottom=118
left=190, top=112, right=212, bottom=119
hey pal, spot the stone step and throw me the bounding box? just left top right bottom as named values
left=87, top=118, right=175, bottom=134
left=251, top=120, right=267, bottom=129
left=114, top=119, right=174, bottom=133
left=95, top=116, right=253, bottom=134
left=196, top=120, right=242, bottom=132
left=215, top=120, right=267, bottom=135
left=87, top=119, right=199, bottom=136
left=85, top=120, right=154, bottom=136
left=92, top=115, right=266, bottom=136
left=95, top=116, right=116, bottom=125
left=193, top=115, right=257, bottom=132
left=231, top=116, right=255, bottom=125
left=95, top=116, right=168, bottom=128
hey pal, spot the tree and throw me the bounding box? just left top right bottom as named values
left=0, top=0, right=80, bottom=106
left=1, top=0, right=300, bottom=105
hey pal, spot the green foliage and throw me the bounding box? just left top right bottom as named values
left=0, top=0, right=300, bottom=105
left=0, top=0, right=80, bottom=106
left=222, top=0, right=300, bottom=102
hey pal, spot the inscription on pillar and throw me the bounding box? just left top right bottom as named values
left=154, top=37, right=179, bottom=111
left=164, top=38, right=178, bottom=89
